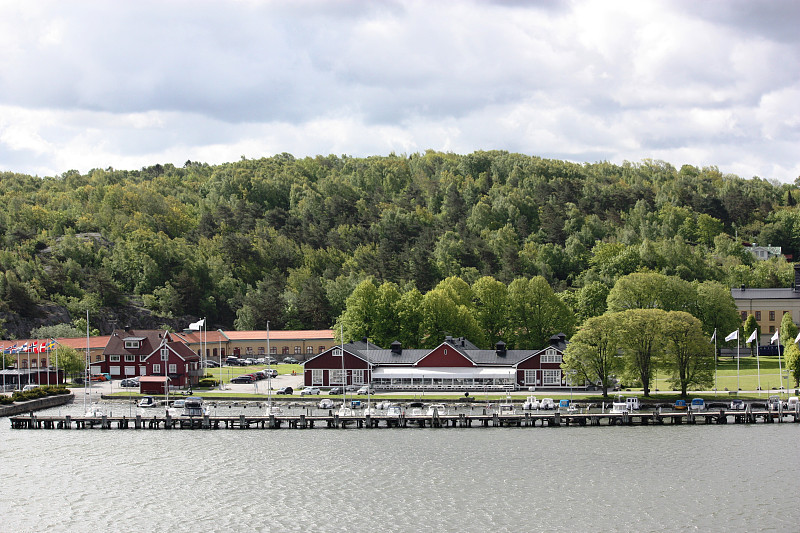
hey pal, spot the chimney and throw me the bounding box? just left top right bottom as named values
left=445, top=335, right=453, bottom=344
left=794, top=263, right=800, bottom=292
left=390, top=341, right=402, bottom=354
left=741, top=284, right=746, bottom=291
left=495, top=341, right=507, bottom=356
left=362, top=337, right=368, bottom=344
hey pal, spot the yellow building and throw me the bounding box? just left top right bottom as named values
left=732, top=264, right=800, bottom=342
left=175, top=329, right=335, bottom=362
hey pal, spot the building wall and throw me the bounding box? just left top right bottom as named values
left=303, top=350, right=370, bottom=387
left=733, top=298, right=800, bottom=337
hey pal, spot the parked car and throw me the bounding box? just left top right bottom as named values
left=263, top=368, right=278, bottom=378
left=254, top=371, right=267, bottom=380
left=356, top=386, right=374, bottom=395
left=231, top=375, right=255, bottom=384
left=300, top=387, right=321, bottom=395
left=90, top=374, right=109, bottom=382
left=283, top=357, right=299, bottom=364
left=345, top=384, right=359, bottom=392
left=730, top=399, right=745, bottom=410
left=202, top=360, right=220, bottom=368
left=120, top=378, right=139, bottom=387
left=225, top=357, right=243, bottom=366
left=276, top=386, right=293, bottom=395
left=329, top=387, right=343, bottom=395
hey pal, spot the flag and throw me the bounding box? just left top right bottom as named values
left=21, top=342, right=28, bottom=352
left=771, top=329, right=780, bottom=345
left=710, top=329, right=716, bottom=342
left=725, top=330, right=738, bottom=342
left=795, top=330, right=800, bottom=344
left=188, top=318, right=205, bottom=331
left=746, top=330, right=757, bottom=344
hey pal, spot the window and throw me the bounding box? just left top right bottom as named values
left=40, top=358, right=47, bottom=368
left=168, top=364, right=177, bottom=374
left=329, top=369, right=346, bottom=385
left=769, top=326, right=775, bottom=333
left=543, top=370, right=561, bottom=385
left=294, top=346, right=301, bottom=354
left=140, top=355, right=147, bottom=362
left=125, top=354, right=135, bottom=362
left=541, top=349, right=562, bottom=364
left=110, top=355, right=121, bottom=362
left=124, top=340, right=139, bottom=349
left=153, top=364, right=161, bottom=374
left=282, top=347, right=289, bottom=355
left=312, top=369, right=323, bottom=386
left=740, top=311, right=747, bottom=321
left=139, top=365, right=147, bottom=376
left=352, top=369, right=364, bottom=384
left=332, top=348, right=342, bottom=357
left=769, top=311, right=775, bottom=321
left=524, top=369, right=537, bottom=385
left=755, top=311, right=761, bottom=321
left=246, top=346, right=253, bottom=355
left=160, top=347, right=168, bottom=361
left=110, top=366, right=120, bottom=375
left=319, top=346, right=325, bottom=353
left=258, top=346, right=265, bottom=355
left=306, top=346, right=313, bottom=354
left=125, top=366, right=135, bottom=376
left=95, top=355, right=102, bottom=362
left=270, top=346, right=277, bottom=355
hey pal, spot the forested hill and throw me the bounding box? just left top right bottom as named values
left=1, top=151, right=798, bottom=340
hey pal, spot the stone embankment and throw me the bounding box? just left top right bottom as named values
left=0, top=393, right=74, bottom=417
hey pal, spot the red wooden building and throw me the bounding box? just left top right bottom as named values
left=142, top=339, right=202, bottom=389
left=302, top=334, right=569, bottom=392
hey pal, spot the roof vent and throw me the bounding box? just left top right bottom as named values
left=445, top=335, right=453, bottom=343
left=390, top=341, right=402, bottom=354
left=741, top=284, right=746, bottom=291
left=495, top=341, right=507, bottom=356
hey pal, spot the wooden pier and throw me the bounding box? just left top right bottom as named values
left=9, top=405, right=800, bottom=430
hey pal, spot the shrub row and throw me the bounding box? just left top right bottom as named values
left=6, top=385, right=71, bottom=404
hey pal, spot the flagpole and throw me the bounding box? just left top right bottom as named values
left=713, top=328, right=717, bottom=396
left=777, top=330, right=784, bottom=396
left=755, top=333, right=761, bottom=395
left=737, top=334, right=740, bottom=392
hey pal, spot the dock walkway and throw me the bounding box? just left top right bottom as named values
left=10, top=405, right=800, bottom=430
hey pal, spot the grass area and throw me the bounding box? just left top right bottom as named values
left=648, top=355, right=796, bottom=394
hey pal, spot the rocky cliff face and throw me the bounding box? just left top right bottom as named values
left=1, top=302, right=201, bottom=339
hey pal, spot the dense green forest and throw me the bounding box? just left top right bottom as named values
left=0, top=151, right=798, bottom=341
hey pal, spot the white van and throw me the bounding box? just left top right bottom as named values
left=787, top=397, right=799, bottom=409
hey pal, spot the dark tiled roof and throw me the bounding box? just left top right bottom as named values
left=732, top=288, right=800, bottom=299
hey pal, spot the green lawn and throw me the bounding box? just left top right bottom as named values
left=648, top=355, right=796, bottom=394
left=204, top=363, right=303, bottom=381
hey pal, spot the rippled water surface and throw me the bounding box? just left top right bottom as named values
left=2, top=402, right=800, bottom=532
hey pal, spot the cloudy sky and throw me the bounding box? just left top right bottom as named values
left=0, top=0, right=798, bottom=182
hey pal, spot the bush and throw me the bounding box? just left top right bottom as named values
left=0, top=396, right=13, bottom=405
left=197, top=378, right=219, bottom=388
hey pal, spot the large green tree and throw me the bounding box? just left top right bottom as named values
left=506, top=276, right=574, bottom=348
left=662, top=311, right=714, bottom=396
left=562, top=313, right=622, bottom=397
left=617, top=308, right=667, bottom=396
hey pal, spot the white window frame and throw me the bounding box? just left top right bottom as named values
left=125, top=366, right=136, bottom=376
left=329, top=369, right=346, bottom=385
left=125, top=354, right=135, bottom=362
left=168, top=364, right=177, bottom=374
left=352, top=369, right=364, bottom=385
left=110, top=366, right=121, bottom=376
left=140, top=355, right=147, bottom=362
left=543, top=369, right=561, bottom=385
left=332, top=348, right=342, bottom=357
left=153, top=364, right=161, bottom=374
left=110, top=355, right=121, bottom=362
left=311, top=369, right=323, bottom=386
left=541, top=348, right=562, bottom=364
left=139, top=365, right=147, bottom=376
left=124, top=340, right=139, bottom=349
left=160, top=347, right=169, bottom=361
left=524, top=369, right=537, bottom=385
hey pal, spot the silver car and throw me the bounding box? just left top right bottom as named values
left=300, top=387, right=321, bottom=395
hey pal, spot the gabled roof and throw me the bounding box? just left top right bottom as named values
left=732, top=287, right=800, bottom=300
left=103, top=329, right=171, bottom=356
left=173, top=330, right=228, bottom=344
left=143, top=338, right=199, bottom=362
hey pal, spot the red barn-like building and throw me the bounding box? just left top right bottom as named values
left=303, top=334, right=570, bottom=392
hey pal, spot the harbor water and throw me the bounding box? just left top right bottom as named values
left=2, top=402, right=800, bottom=532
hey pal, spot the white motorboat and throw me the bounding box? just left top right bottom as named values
left=425, top=403, right=448, bottom=416
left=540, top=398, right=555, bottom=410
left=337, top=406, right=355, bottom=417
left=138, top=396, right=158, bottom=408
left=84, top=403, right=105, bottom=418
left=522, top=396, right=540, bottom=410
left=386, top=405, right=403, bottom=418
left=318, top=398, right=334, bottom=409
left=183, top=397, right=209, bottom=416
left=498, top=402, right=515, bottom=415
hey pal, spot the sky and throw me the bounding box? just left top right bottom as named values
left=0, top=0, right=798, bottom=182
